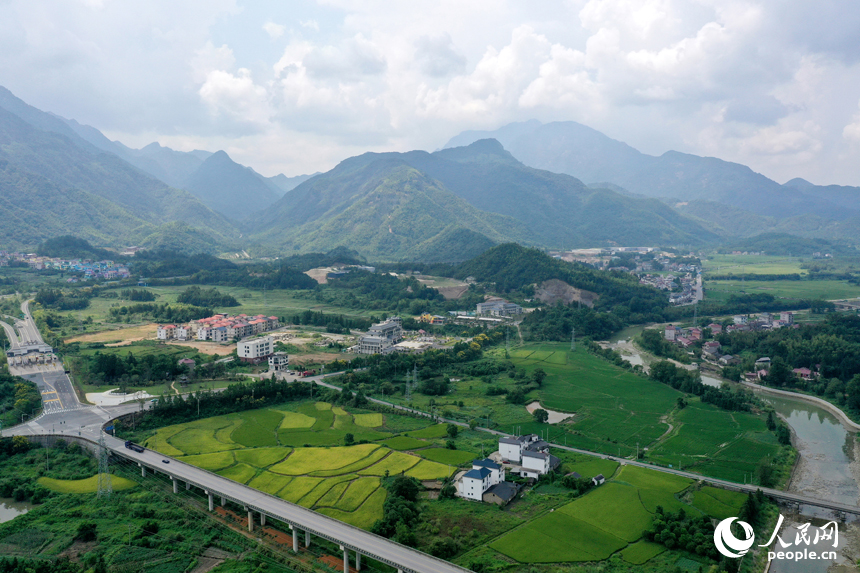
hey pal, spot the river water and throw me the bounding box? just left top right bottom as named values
left=0, top=498, right=32, bottom=523
left=757, top=394, right=859, bottom=572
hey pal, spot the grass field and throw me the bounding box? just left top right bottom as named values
left=143, top=400, right=463, bottom=529
left=490, top=461, right=739, bottom=565
left=38, top=474, right=138, bottom=493
left=507, top=343, right=784, bottom=483
left=701, top=255, right=806, bottom=275
left=705, top=278, right=860, bottom=302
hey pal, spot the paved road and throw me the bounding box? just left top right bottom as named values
left=18, top=367, right=84, bottom=413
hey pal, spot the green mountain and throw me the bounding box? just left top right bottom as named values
left=252, top=156, right=524, bottom=261
left=183, top=150, right=280, bottom=221
left=399, top=139, right=718, bottom=248
left=449, top=243, right=667, bottom=309
left=0, top=88, right=239, bottom=251
left=445, top=120, right=860, bottom=223
left=251, top=140, right=718, bottom=259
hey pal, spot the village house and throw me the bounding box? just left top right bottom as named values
left=237, top=336, right=273, bottom=363
left=268, top=352, right=289, bottom=372
left=477, top=298, right=523, bottom=317
left=459, top=459, right=504, bottom=501
left=708, top=323, right=723, bottom=335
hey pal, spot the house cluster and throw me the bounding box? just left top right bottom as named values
left=700, top=340, right=740, bottom=366
left=669, top=274, right=697, bottom=305
left=476, top=298, right=523, bottom=317
left=157, top=313, right=280, bottom=342
left=639, top=274, right=676, bottom=291
left=0, top=252, right=130, bottom=279
left=458, top=434, right=562, bottom=506
left=742, top=357, right=819, bottom=383
left=665, top=324, right=711, bottom=348
left=725, top=312, right=794, bottom=333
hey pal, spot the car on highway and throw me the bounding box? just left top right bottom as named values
left=162, top=459, right=170, bottom=464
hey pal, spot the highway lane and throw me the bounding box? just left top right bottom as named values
left=18, top=367, right=83, bottom=412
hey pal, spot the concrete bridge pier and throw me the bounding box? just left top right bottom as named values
left=139, top=463, right=145, bottom=478
left=340, top=546, right=348, bottom=573
left=290, top=525, right=298, bottom=552
left=186, top=481, right=191, bottom=491
left=221, top=496, right=226, bottom=506
left=206, top=492, right=213, bottom=511
left=260, top=513, right=266, bottom=527
left=305, top=530, right=310, bottom=548
left=172, top=478, right=178, bottom=494
left=247, top=509, right=253, bottom=533
left=355, top=552, right=361, bottom=571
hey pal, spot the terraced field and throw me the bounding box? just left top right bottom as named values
left=144, top=402, right=474, bottom=529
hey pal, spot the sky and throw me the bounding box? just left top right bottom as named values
left=2, top=0, right=860, bottom=186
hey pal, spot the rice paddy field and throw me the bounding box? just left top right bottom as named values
left=37, top=474, right=138, bottom=493
left=701, top=254, right=806, bottom=275
left=489, top=465, right=744, bottom=565
left=704, top=278, right=860, bottom=302
left=143, top=401, right=476, bottom=529
left=508, top=343, right=786, bottom=483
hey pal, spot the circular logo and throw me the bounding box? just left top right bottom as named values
left=714, top=517, right=755, bottom=558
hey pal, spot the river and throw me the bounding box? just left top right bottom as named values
left=757, top=393, right=859, bottom=571
left=0, top=498, right=32, bottom=524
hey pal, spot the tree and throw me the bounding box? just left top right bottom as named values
left=532, top=368, right=547, bottom=387
left=445, top=439, right=456, bottom=450
left=447, top=424, right=459, bottom=439
left=533, top=408, right=549, bottom=423
left=344, top=433, right=355, bottom=445
left=440, top=484, right=457, bottom=499
left=766, top=357, right=793, bottom=387
left=847, top=374, right=860, bottom=411
left=776, top=424, right=791, bottom=445
left=756, top=460, right=776, bottom=487
left=76, top=522, right=98, bottom=542
left=389, top=475, right=422, bottom=502
left=676, top=397, right=687, bottom=409
left=766, top=410, right=777, bottom=431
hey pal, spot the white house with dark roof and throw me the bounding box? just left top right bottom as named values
left=459, top=458, right=504, bottom=501
left=521, top=450, right=551, bottom=479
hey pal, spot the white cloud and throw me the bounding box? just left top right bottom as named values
left=300, top=19, right=320, bottom=31
left=3, top=0, right=860, bottom=184
left=844, top=101, right=860, bottom=142
left=263, top=21, right=285, bottom=39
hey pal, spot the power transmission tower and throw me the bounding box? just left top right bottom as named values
left=405, top=370, right=412, bottom=402
left=97, top=433, right=112, bottom=499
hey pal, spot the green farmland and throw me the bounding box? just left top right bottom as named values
left=705, top=278, right=860, bottom=302
left=701, top=254, right=806, bottom=275
left=507, top=344, right=788, bottom=483
left=490, top=465, right=744, bottom=565
left=144, top=402, right=472, bottom=528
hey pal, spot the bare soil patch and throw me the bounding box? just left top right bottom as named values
left=305, top=267, right=337, bottom=284
left=65, top=323, right=157, bottom=344
left=535, top=279, right=598, bottom=307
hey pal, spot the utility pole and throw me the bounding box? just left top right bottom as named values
left=571, top=327, right=576, bottom=352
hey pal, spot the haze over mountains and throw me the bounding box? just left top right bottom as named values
left=445, top=120, right=860, bottom=241
left=1, top=85, right=858, bottom=259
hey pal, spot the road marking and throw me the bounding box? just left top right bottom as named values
left=43, top=398, right=60, bottom=403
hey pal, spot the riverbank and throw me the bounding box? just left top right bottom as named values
left=741, top=381, right=860, bottom=433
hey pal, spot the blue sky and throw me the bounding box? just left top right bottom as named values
left=2, top=0, right=860, bottom=187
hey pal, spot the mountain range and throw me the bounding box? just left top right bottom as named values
left=248, top=139, right=719, bottom=260
left=1, top=84, right=858, bottom=259
left=445, top=120, right=860, bottom=241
